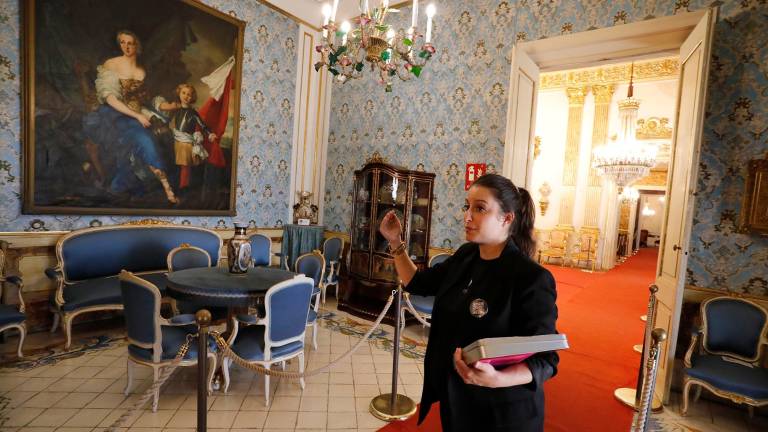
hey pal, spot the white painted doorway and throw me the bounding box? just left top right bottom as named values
left=502, top=9, right=716, bottom=403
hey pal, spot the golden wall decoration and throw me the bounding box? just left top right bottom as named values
left=534, top=136, right=542, bottom=160
left=540, top=58, right=679, bottom=90
left=637, top=117, right=673, bottom=140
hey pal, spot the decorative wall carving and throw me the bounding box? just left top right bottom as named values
left=540, top=58, right=679, bottom=90
left=637, top=117, right=673, bottom=140
left=538, top=182, right=552, bottom=216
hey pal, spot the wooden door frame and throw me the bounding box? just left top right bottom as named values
left=504, top=8, right=714, bottom=400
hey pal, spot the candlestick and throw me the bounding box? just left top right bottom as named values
left=425, top=4, right=435, bottom=43
left=331, top=0, right=339, bottom=22
left=322, top=4, right=331, bottom=38
left=411, top=0, right=419, bottom=29
left=341, top=21, right=351, bottom=46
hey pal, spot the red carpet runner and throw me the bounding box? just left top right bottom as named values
left=379, top=248, right=658, bottom=432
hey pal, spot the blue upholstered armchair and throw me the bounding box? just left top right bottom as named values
left=402, top=252, right=452, bottom=328
left=222, top=275, right=315, bottom=405
left=119, top=270, right=217, bottom=412
left=682, top=296, right=768, bottom=416
left=1, top=241, right=26, bottom=358
left=249, top=233, right=273, bottom=268
left=321, top=237, right=344, bottom=303
left=166, top=244, right=227, bottom=322
left=295, top=252, right=325, bottom=351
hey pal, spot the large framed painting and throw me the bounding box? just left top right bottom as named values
left=22, top=0, right=245, bottom=215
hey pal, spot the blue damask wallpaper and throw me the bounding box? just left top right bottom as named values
left=0, top=0, right=297, bottom=231
left=324, top=0, right=768, bottom=296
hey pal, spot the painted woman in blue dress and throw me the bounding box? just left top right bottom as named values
left=83, top=30, right=179, bottom=204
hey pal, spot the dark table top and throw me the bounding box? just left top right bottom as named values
left=166, top=266, right=296, bottom=307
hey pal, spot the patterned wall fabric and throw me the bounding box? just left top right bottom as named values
left=324, top=0, right=768, bottom=296
left=0, top=0, right=298, bottom=231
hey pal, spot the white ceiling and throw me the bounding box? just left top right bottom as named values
left=264, top=0, right=363, bottom=28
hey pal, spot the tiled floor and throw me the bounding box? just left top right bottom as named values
left=1, top=298, right=765, bottom=431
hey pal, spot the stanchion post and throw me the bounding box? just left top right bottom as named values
left=370, top=283, right=417, bottom=421
left=614, top=285, right=662, bottom=412
left=196, top=309, right=211, bottom=432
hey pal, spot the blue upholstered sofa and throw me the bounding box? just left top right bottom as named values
left=45, top=223, right=222, bottom=349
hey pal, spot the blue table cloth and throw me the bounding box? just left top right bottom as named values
left=280, top=224, right=325, bottom=270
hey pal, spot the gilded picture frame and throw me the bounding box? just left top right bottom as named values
left=22, top=0, right=245, bottom=215
left=739, top=156, right=768, bottom=235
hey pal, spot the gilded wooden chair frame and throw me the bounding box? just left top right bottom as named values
left=120, top=271, right=217, bottom=412
left=571, top=227, right=600, bottom=272
left=0, top=242, right=26, bottom=358
left=295, top=251, right=326, bottom=351
left=538, top=228, right=571, bottom=265
left=321, top=236, right=345, bottom=304
left=682, top=296, right=768, bottom=416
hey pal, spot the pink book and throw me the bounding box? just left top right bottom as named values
left=462, top=334, right=568, bottom=367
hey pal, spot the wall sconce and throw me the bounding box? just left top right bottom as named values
left=534, top=136, right=542, bottom=160
left=538, top=182, right=551, bottom=216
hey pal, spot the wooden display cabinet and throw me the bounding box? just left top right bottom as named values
left=338, top=155, right=435, bottom=325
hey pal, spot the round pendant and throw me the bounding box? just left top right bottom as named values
left=469, top=298, right=489, bottom=318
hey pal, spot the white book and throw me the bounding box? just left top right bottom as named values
left=462, top=334, right=569, bottom=366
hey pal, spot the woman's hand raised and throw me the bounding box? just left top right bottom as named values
left=379, top=210, right=403, bottom=244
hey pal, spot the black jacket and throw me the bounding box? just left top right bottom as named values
left=406, top=241, right=559, bottom=430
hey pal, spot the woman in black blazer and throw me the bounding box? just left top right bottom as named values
left=380, top=173, right=559, bottom=432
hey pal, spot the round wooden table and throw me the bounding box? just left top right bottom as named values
left=165, top=265, right=295, bottom=430
left=166, top=266, right=296, bottom=307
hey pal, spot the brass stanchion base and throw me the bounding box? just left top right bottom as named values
left=370, top=393, right=417, bottom=421
left=614, top=387, right=663, bottom=412
left=633, top=344, right=643, bottom=353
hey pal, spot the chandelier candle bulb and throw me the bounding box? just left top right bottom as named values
left=341, top=21, right=351, bottom=46
left=331, top=0, right=339, bottom=21
left=322, top=4, right=331, bottom=38
left=425, top=4, right=435, bottom=43
left=412, top=0, right=419, bottom=28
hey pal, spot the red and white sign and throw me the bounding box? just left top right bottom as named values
left=465, top=163, right=486, bottom=190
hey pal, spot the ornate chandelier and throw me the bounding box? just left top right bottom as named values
left=315, top=0, right=437, bottom=92
left=592, top=64, right=657, bottom=190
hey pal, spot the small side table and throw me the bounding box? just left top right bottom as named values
left=280, top=224, right=325, bottom=270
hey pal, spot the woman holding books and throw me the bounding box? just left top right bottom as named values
left=379, top=173, right=559, bottom=432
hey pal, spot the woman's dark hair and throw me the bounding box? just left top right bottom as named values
left=471, top=173, right=536, bottom=258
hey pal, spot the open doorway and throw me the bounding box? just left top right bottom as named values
left=529, top=57, right=676, bottom=271
left=501, top=8, right=716, bottom=404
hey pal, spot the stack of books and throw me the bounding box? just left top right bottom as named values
left=462, top=334, right=569, bottom=367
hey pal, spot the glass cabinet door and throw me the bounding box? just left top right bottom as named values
left=408, top=179, right=431, bottom=262
left=374, top=171, right=406, bottom=254
left=352, top=171, right=374, bottom=252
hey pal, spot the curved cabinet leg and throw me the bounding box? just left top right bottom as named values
left=62, top=313, right=73, bottom=350
left=264, top=364, right=271, bottom=406
left=50, top=312, right=60, bottom=333
left=222, top=357, right=231, bottom=393
left=681, top=378, right=692, bottom=416
left=298, top=352, right=305, bottom=390
left=124, top=358, right=135, bottom=396
left=206, top=353, right=217, bottom=395
left=17, top=323, right=26, bottom=358
left=152, top=365, right=160, bottom=412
